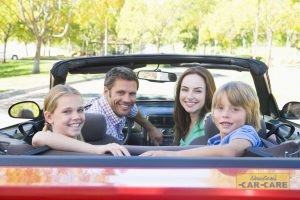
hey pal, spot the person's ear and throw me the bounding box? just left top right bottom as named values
left=104, top=86, right=109, bottom=96
left=44, top=111, right=53, bottom=124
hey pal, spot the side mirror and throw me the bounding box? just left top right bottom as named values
left=8, top=101, right=42, bottom=119
left=137, top=70, right=177, bottom=82
left=281, top=101, right=300, bottom=119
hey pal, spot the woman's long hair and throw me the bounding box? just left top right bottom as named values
left=173, top=66, right=216, bottom=145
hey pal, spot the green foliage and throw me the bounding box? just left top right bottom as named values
left=176, top=0, right=217, bottom=50
left=0, top=60, right=51, bottom=78
left=73, top=0, right=125, bottom=55
left=0, top=0, right=300, bottom=63
left=117, top=0, right=148, bottom=52
left=179, top=27, right=198, bottom=51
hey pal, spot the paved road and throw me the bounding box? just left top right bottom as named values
left=0, top=73, right=97, bottom=128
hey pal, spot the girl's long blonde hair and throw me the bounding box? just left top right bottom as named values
left=42, top=84, right=84, bottom=141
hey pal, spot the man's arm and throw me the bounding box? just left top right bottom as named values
left=133, top=111, right=163, bottom=145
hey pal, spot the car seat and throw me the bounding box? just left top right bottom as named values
left=189, top=115, right=219, bottom=145
left=81, top=113, right=119, bottom=145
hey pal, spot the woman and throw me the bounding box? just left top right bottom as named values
left=32, top=84, right=130, bottom=156
left=173, top=66, right=216, bottom=146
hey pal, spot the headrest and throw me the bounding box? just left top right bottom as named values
left=189, top=115, right=218, bottom=145
left=81, top=113, right=107, bottom=142
left=204, top=115, right=219, bottom=139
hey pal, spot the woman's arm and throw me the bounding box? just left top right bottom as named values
left=32, top=131, right=130, bottom=156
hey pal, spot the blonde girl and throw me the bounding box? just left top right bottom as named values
left=32, top=84, right=130, bottom=156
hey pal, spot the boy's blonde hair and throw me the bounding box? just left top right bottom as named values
left=212, top=81, right=261, bottom=131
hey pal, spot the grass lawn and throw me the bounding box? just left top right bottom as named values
left=0, top=60, right=55, bottom=78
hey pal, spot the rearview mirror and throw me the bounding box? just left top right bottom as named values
left=8, top=101, right=41, bottom=119
left=137, top=70, right=177, bottom=82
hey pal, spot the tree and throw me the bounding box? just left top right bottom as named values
left=198, top=0, right=258, bottom=54
left=143, top=0, right=182, bottom=52
left=74, top=0, right=124, bottom=55
left=0, top=0, right=19, bottom=63
left=118, top=0, right=183, bottom=53
left=175, top=0, right=216, bottom=52
left=117, top=0, right=147, bottom=53
left=13, top=23, right=36, bottom=57
left=274, top=1, right=300, bottom=49
left=252, top=0, right=261, bottom=59
left=0, top=0, right=76, bottom=73
left=255, top=0, right=290, bottom=65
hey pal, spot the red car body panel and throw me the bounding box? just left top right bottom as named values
left=0, top=166, right=299, bottom=199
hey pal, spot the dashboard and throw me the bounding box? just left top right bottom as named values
left=137, top=101, right=175, bottom=146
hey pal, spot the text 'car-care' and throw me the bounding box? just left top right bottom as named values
left=236, top=173, right=290, bottom=190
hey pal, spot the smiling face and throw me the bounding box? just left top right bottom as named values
left=212, top=94, right=247, bottom=138
left=179, top=74, right=206, bottom=116
left=104, top=79, right=137, bottom=117
left=44, top=94, right=85, bottom=138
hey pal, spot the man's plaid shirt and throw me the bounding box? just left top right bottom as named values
left=84, top=96, right=138, bottom=141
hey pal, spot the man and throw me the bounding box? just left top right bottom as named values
left=85, top=66, right=163, bottom=145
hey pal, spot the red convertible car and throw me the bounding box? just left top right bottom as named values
left=0, top=54, right=300, bottom=199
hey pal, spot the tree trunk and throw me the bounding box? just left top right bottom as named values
left=156, top=36, right=161, bottom=53
left=1, top=39, right=7, bottom=63
left=24, top=42, right=29, bottom=57
left=252, top=0, right=260, bottom=59
left=197, top=25, right=201, bottom=53
left=266, top=28, right=273, bottom=67
left=32, top=37, right=42, bottom=74
left=1, top=27, right=11, bottom=63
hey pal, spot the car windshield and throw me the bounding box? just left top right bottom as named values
left=66, top=67, right=255, bottom=104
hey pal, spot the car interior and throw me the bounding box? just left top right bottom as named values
left=2, top=54, right=300, bottom=158
left=4, top=103, right=300, bottom=157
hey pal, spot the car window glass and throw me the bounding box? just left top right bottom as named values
left=66, top=68, right=255, bottom=104
left=208, top=69, right=255, bottom=90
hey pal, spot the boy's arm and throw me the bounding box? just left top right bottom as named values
left=140, top=139, right=252, bottom=157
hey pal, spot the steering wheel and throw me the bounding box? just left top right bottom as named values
left=18, top=119, right=45, bottom=145
left=120, top=117, right=133, bottom=145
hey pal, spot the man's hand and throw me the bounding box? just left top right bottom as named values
left=133, top=111, right=163, bottom=146
left=147, top=126, right=163, bottom=146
